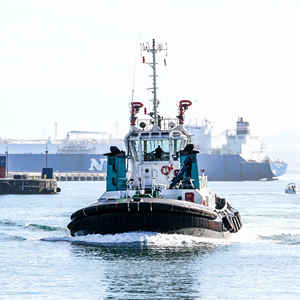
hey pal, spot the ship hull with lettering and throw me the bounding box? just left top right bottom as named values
left=5, top=151, right=286, bottom=180
left=7, top=154, right=107, bottom=173
left=1, top=131, right=112, bottom=173
left=1, top=120, right=287, bottom=180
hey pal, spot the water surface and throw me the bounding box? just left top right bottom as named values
left=1, top=177, right=300, bottom=299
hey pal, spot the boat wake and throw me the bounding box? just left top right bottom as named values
left=24, top=223, right=67, bottom=232
left=0, top=232, right=26, bottom=241
left=0, top=219, right=67, bottom=233
left=0, top=219, right=22, bottom=228
left=38, top=223, right=300, bottom=248
left=41, top=231, right=241, bottom=249
left=259, top=232, right=300, bottom=245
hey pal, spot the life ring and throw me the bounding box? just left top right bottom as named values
left=161, top=165, right=171, bottom=176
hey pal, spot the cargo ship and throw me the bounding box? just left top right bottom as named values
left=0, top=121, right=287, bottom=181
left=0, top=131, right=121, bottom=173
left=186, top=118, right=287, bottom=181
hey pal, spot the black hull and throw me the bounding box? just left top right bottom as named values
left=67, top=199, right=242, bottom=237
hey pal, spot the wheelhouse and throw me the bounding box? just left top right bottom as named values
left=127, top=128, right=189, bottom=164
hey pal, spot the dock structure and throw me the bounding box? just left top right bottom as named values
left=55, top=173, right=106, bottom=181
left=0, top=176, right=60, bottom=194
left=8, top=172, right=106, bottom=182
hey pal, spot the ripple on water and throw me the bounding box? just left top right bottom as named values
left=259, top=233, right=300, bottom=245
left=24, top=223, right=67, bottom=232
left=0, top=232, right=26, bottom=241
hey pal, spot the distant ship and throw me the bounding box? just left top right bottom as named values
left=0, top=131, right=122, bottom=173
left=0, top=119, right=287, bottom=180
left=186, top=117, right=287, bottom=181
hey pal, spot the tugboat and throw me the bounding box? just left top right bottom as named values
left=285, top=183, right=297, bottom=194
left=67, top=39, right=242, bottom=237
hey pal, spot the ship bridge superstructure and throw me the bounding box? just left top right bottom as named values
left=125, top=116, right=191, bottom=189
left=222, top=117, right=265, bottom=160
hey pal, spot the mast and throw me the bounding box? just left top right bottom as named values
left=141, top=38, right=167, bottom=128
left=152, top=39, right=158, bottom=126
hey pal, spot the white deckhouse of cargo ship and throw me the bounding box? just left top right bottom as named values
left=186, top=117, right=287, bottom=181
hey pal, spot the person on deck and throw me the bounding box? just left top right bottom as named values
left=154, top=145, right=163, bottom=160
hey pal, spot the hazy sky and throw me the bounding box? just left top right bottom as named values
left=0, top=0, right=299, bottom=150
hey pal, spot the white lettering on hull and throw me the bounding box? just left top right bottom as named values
left=89, top=158, right=106, bottom=171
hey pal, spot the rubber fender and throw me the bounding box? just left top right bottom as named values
left=84, top=206, right=99, bottom=216
left=234, top=211, right=242, bottom=228
left=222, top=215, right=234, bottom=232
left=71, top=206, right=98, bottom=220
left=135, top=202, right=152, bottom=213
left=114, top=202, right=130, bottom=212
left=231, top=217, right=239, bottom=233
left=215, top=197, right=226, bottom=210
left=100, top=203, right=118, bottom=213
left=153, top=203, right=217, bottom=220
left=234, top=214, right=242, bottom=231
left=152, top=202, right=174, bottom=212
left=233, top=215, right=242, bottom=230
left=71, top=209, right=85, bottom=220
left=127, top=201, right=144, bottom=213
left=91, top=203, right=128, bottom=214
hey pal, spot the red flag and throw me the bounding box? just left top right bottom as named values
left=142, top=56, right=145, bottom=63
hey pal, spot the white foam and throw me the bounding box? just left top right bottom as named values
left=42, top=227, right=300, bottom=247
left=42, top=231, right=239, bottom=247
left=43, top=223, right=300, bottom=247
left=71, top=231, right=156, bottom=244
left=231, top=224, right=300, bottom=245
left=42, top=232, right=156, bottom=244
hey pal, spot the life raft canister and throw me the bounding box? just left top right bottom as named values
left=161, top=165, right=171, bottom=175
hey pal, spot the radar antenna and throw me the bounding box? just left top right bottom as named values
left=141, top=39, right=167, bottom=128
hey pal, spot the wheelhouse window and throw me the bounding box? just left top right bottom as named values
left=142, top=139, right=170, bottom=161
left=173, top=138, right=182, bottom=153
left=172, top=138, right=185, bottom=160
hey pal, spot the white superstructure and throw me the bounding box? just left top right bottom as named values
left=187, top=117, right=268, bottom=162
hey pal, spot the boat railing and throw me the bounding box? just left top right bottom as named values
left=199, top=175, right=208, bottom=189
left=153, top=182, right=168, bottom=192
